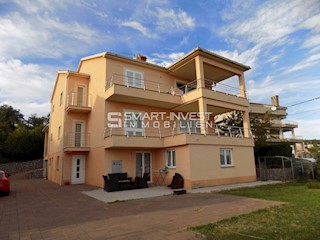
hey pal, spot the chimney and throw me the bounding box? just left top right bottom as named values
left=136, top=54, right=147, bottom=62
left=271, top=95, right=279, bottom=107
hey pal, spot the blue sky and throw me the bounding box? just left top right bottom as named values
left=0, top=0, right=319, bottom=139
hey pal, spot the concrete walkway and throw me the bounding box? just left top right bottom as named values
left=0, top=178, right=283, bottom=240
left=83, top=181, right=282, bottom=203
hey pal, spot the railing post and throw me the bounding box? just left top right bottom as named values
left=158, top=127, right=161, bottom=139
left=228, top=127, right=232, bottom=137
left=239, top=127, right=243, bottom=138
left=216, top=125, right=220, bottom=136
left=158, top=84, right=160, bottom=93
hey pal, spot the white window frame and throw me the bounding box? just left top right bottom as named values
left=166, top=150, right=176, bottom=168
left=76, top=84, right=86, bottom=106
left=220, top=148, right=233, bottom=167
left=124, top=110, right=145, bottom=136
left=124, top=69, right=144, bottom=89
left=178, top=119, right=201, bottom=134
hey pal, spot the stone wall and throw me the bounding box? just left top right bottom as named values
left=0, top=159, right=43, bottom=175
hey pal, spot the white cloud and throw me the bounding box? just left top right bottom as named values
left=295, top=119, right=320, bottom=139
left=0, top=12, right=100, bottom=59
left=221, top=0, right=320, bottom=47
left=149, top=52, right=185, bottom=67
left=212, top=46, right=261, bottom=70
left=300, top=13, right=320, bottom=33
left=0, top=59, right=55, bottom=117
left=156, top=8, right=195, bottom=31
left=301, top=34, right=320, bottom=51
left=220, top=0, right=255, bottom=21
left=120, top=21, right=157, bottom=38
left=285, top=54, right=320, bottom=73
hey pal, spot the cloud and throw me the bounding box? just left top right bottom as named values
left=156, top=8, right=195, bottom=31
left=301, top=34, right=320, bottom=52
left=212, top=46, right=261, bottom=70
left=295, top=119, right=320, bottom=139
left=220, top=0, right=256, bottom=21
left=148, top=52, right=185, bottom=67
left=120, top=21, right=157, bottom=38
left=220, top=0, right=320, bottom=47
left=285, top=54, right=320, bottom=73
left=0, top=59, right=55, bottom=117
left=0, top=13, right=100, bottom=59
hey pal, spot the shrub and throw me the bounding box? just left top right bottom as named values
left=307, top=182, right=320, bottom=189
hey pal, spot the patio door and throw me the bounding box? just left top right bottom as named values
left=74, top=122, right=83, bottom=147
left=136, top=152, right=151, bottom=182
left=71, top=155, right=86, bottom=184
left=77, top=86, right=85, bottom=106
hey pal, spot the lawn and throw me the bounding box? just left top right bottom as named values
left=192, top=183, right=320, bottom=240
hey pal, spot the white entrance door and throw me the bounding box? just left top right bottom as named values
left=136, top=152, right=152, bottom=182
left=71, top=155, right=86, bottom=184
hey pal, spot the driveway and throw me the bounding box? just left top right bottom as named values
left=0, top=177, right=283, bottom=240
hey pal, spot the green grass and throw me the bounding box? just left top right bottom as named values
left=191, top=183, right=320, bottom=240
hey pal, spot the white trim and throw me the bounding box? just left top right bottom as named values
left=136, top=151, right=152, bottom=183
left=123, top=110, right=145, bottom=136
left=220, top=148, right=233, bottom=167
left=166, top=149, right=176, bottom=168
left=124, top=68, right=144, bottom=88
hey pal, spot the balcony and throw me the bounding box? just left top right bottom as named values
left=66, top=92, right=92, bottom=113
left=64, top=132, right=90, bottom=152
left=105, top=74, right=248, bottom=109
left=270, top=119, right=298, bottom=128
left=267, top=134, right=304, bottom=143
left=104, top=125, right=253, bottom=149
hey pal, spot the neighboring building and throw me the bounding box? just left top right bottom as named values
left=249, top=96, right=305, bottom=157
left=43, top=47, right=256, bottom=189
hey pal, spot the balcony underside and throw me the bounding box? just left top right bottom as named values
left=105, top=134, right=254, bottom=149
left=66, top=105, right=92, bottom=113
left=105, top=84, right=182, bottom=109
left=267, top=138, right=304, bottom=143
left=64, top=147, right=91, bottom=152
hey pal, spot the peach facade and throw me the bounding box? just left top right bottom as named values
left=44, top=47, right=257, bottom=189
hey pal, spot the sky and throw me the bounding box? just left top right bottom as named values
left=0, top=0, right=319, bottom=139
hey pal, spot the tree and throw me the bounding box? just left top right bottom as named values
left=0, top=104, right=48, bottom=162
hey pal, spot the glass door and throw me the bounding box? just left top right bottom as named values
left=136, top=152, right=151, bottom=182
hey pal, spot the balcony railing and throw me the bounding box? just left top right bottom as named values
left=270, top=119, right=298, bottom=126
left=104, top=124, right=252, bottom=139
left=67, top=92, right=92, bottom=107
left=105, top=74, right=245, bottom=98
left=64, top=132, right=90, bottom=148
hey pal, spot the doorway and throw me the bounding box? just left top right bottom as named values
left=71, top=155, right=86, bottom=184
left=136, top=152, right=152, bottom=182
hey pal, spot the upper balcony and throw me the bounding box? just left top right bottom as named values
left=104, top=124, right=253, bottom=149
left=270, top=119, right=298, bottom=129
left=64, top=132, right=90, bottom=152
left=66, top=92, right=92, bottom=113
left=105, top=74, right=248, bottom=109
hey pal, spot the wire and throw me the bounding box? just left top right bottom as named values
left=287, top=96, right=320, bottom=107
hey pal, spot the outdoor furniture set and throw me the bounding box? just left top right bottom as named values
left=102, top=172, right=149, bottom=192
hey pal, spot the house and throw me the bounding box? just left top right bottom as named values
left=43, top=47, right=257, bottom=189
left=249, top=96, right=305, bottom=157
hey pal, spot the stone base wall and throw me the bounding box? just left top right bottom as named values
left=0, top=159, right=43, bottom=175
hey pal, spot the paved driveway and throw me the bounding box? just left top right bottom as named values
left=0, top=177, right=282, bottom=240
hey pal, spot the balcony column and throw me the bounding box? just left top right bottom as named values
left=195, top=56, right=205, bottom=89
left=279, top=129, right=284, bottom=139
left=198, top=98, right=207, bottom=135
left=239, top=73, right=247, bottom=98
left=243, top=111, right=251, bottom=138
left=291, top=129, right=296, bottom=139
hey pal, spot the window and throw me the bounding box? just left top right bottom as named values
left=56, top=156, right=60, bottom=171
left=58, top=126, right=61, bottom=139
left=166, top=150, right=176, bottom=168
left=124, top=111, right=144, bottom=136
left=60, top=92, right=63, bottom=105
left=220, top=149, right=233, bottom=167
left=125, top=69, right=144, bottom=88
left=178, top=119, right=200, bottom=134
